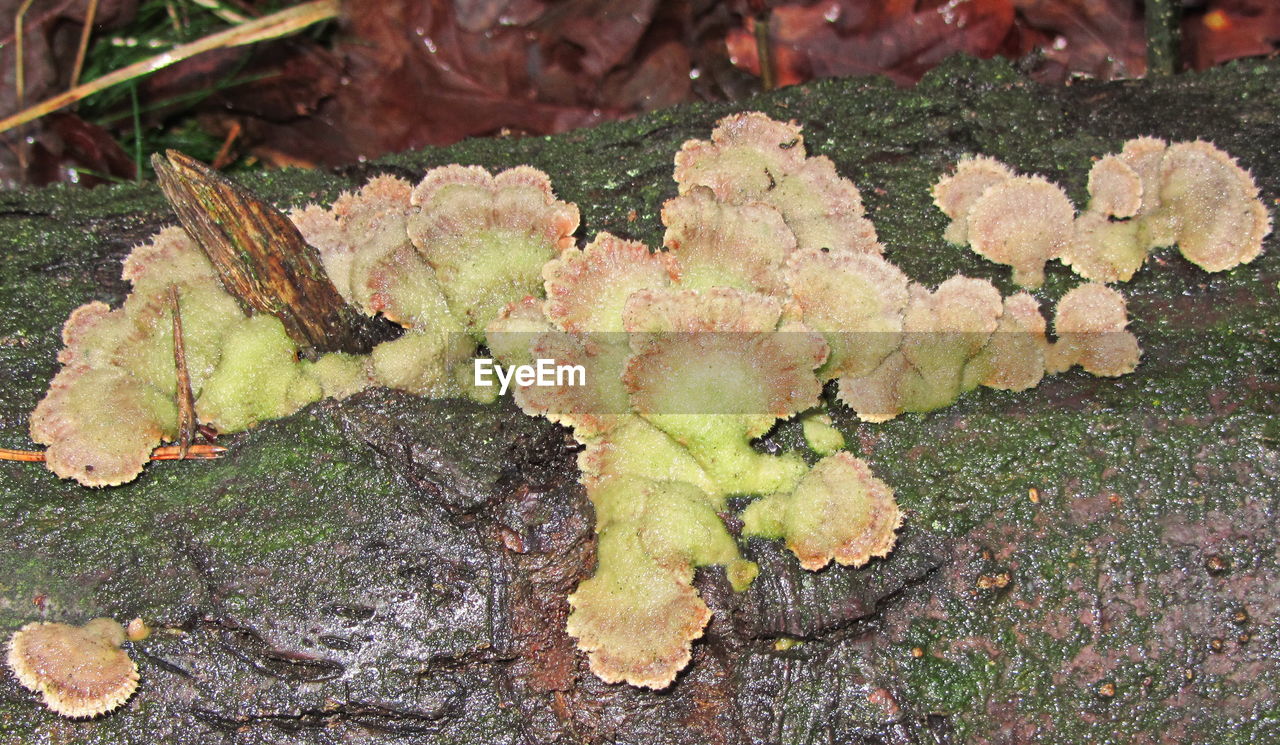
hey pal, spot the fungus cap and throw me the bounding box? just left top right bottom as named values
left=784, top=247, right=910, bottom=379
left=7, top=618, right=139, bottom=718
left=543, top=232, right=675, bottom=334
left=1117, top=136, right=1169, bottom=217
left=565, top=527, right=711, bottom=689
left=1158, top=140, right=1270, bottom=272
left=931, top=156, right=1015, bottom=245
left=1062, top=210, right=1146, bottom=283
left=512, top=333, right=631, bottom=438
left=965, top=176, right=1075, bottom=288
left=407, top=164, right=579, bottom=336
left=1049, top=282, right=1141, bottom=377
left=970, top=292, right=1049, bottom=392
left=740, top=452, right=902, bottom=570
left=485, top=296, right=552, bottom=367
left=661, top=187, right=796, bottom=296
left=674, top=112, right=879, bottom=255
left=1086, top=155, right=1143, bottom=219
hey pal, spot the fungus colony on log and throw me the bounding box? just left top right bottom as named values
left=13, top=113, right=1270, bottom=699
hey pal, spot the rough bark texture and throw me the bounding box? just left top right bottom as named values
left=0, top=56, right=1277, bottom=744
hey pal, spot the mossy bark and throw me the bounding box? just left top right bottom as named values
left=1, top=56, right=1278, bottom=743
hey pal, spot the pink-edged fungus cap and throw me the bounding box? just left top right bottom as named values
left=407, top=164, right=580, bottom=336
left=1086, top=155, right=1144, bottom=219
left=740, top=451, right=902, bottom=570
left=8, top=618, right=139, bottom=718
left=566, top=525, right=711, bottom=689
left=932, top=155, right=1015, bottom=245
left=784, top=247, right=910, bottom=379
left=965, top=176, right=1075, bottom=289
left=1048, top=282, right=1141, bottom=377
left=674, top=112, right=880, bottom=255
left=1158, top=140, right=1271, bottom=273
left=661, top=186, right=797, bottom=297
left=543, top=232, right=675, bottom=334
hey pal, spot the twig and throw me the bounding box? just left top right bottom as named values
left=170, top=285, right=197, bottom=458
left=0, top=0, right=340, bottom=135
left=1145, top=0, right=1181, bottom=76
left=190, top=0, right=250, bottom=25
left=14, top=0, right=38, bottom=106
left=753, top=11, right=775, bottom=92
left=211, top=120, right=242, bottom=170
left=130, top=82, right=142, bottom=182
left=0, top=444, right=227, bottom=463
left=70, top=0, right=102, bottom=88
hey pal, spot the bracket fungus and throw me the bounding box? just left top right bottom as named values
left=674, top=111, right=880, bottom=256
left=741, top=452, right=901, bottom=570
left=932, top=160, right=1075, bottom=289
left=1046, top=282, right=1141, bottom=377
left=935, top=138, right=1271, bottom=286
left=7, top=618, right=139, bottom=718
left=23, top=111, right=1270, bottom=691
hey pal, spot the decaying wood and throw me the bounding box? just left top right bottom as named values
left=152, top=150, right=379, bottom=358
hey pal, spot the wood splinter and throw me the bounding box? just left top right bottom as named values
left=152, top=150, right=382, bottom=359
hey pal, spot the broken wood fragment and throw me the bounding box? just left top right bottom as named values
left=152, top=150, right=381, bottom=358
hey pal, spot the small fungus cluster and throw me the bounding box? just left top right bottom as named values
left=934, top=138, right=1270, bottom=286
left=30, top=226, right=369, bottom=486
left=20, top=113, right=1269, bottom=695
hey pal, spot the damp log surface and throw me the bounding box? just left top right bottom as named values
left=0, top=56, right=1277, bottom=744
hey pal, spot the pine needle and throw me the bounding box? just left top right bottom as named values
left=0, top=0, right=340, bottom=135
left=0, top=444, right=226, bottom=462
left=70, top=0, right=103, bottom=87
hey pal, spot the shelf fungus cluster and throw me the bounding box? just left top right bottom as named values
left=30, top=226, right=370, bottom=486
left=934, top=138, right=1270, bottom=286
left=7, top=618, right=139, bottom=718
left=24, top=112, right=1269, bottom=691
